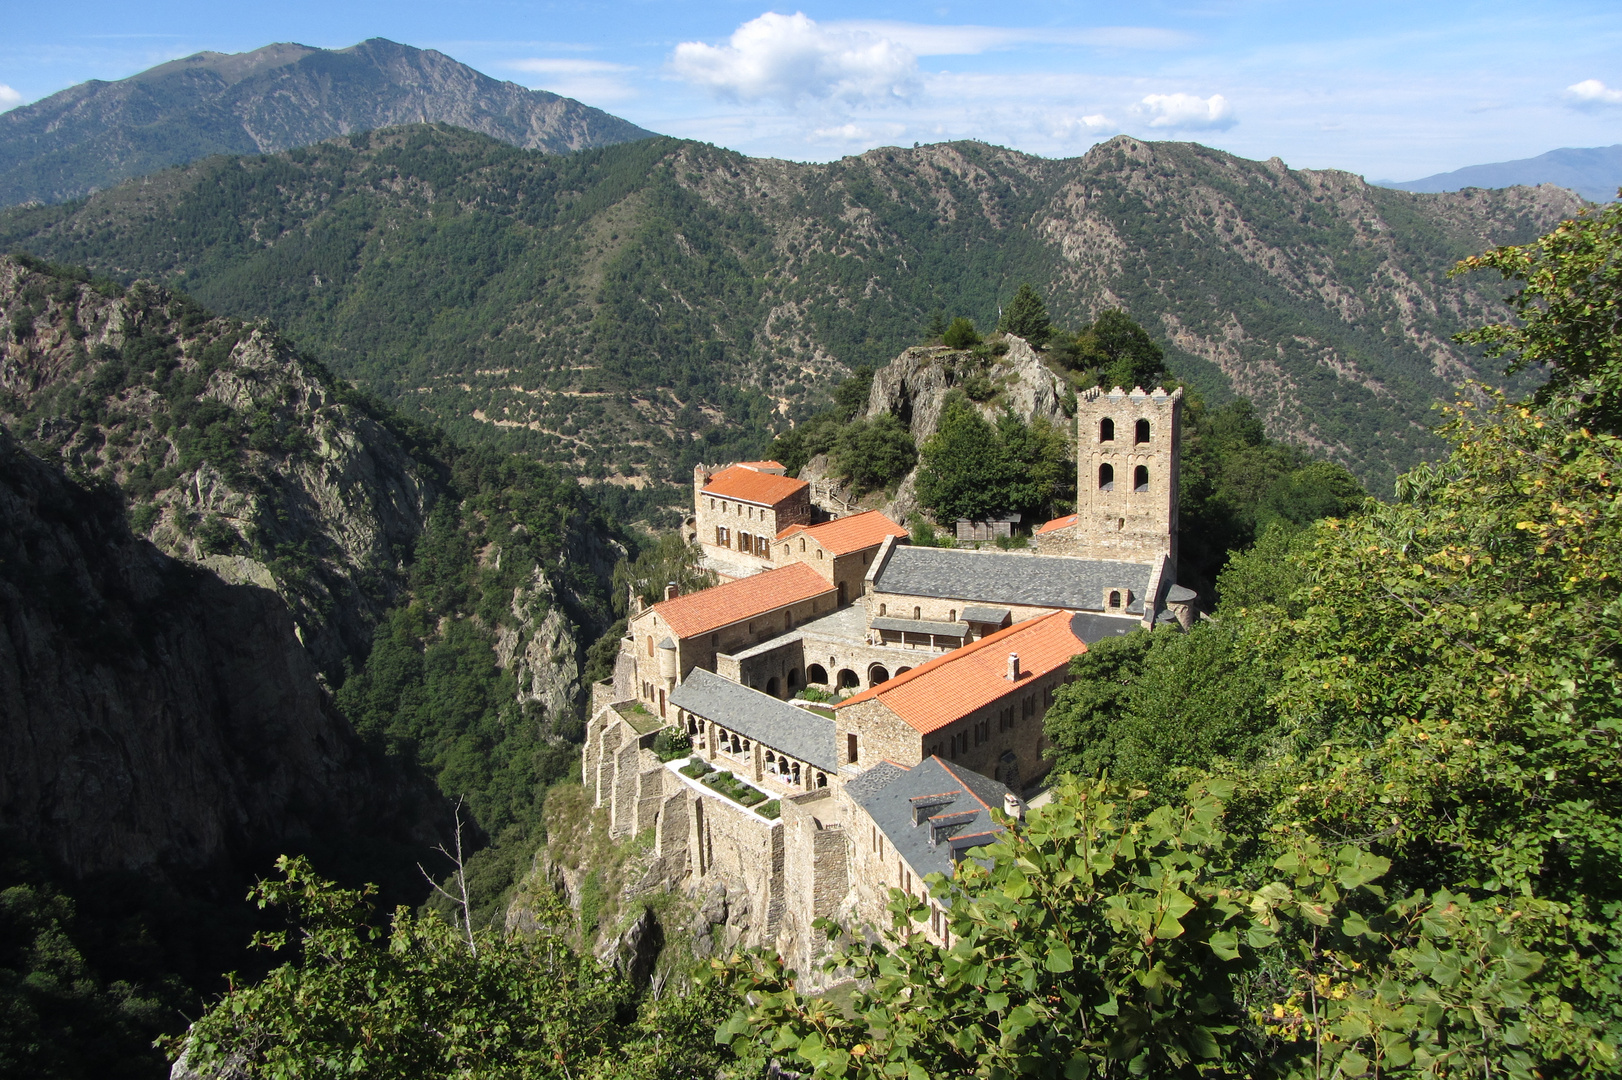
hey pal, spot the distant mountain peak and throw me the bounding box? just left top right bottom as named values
left=1377, top=144, right=1622, bottom=203
left=0, top=38, right=656, bottom=206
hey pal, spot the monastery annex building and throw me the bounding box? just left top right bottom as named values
left=584, top=385, right=1198, bottom=977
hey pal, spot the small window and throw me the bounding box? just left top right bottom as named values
left=848, top=732, right=859, bottom=763
left=800, top=537, right=806, bottom=552
left=1100, top=417, right=1115, bottom=442
left=1134, top=465, right=1149, bottom=492
left=913, top=606, right=922, bottom=620
left=948, top=609, right=956, bottom=622
left=879, top=603, right=887, bottom=616
left=1136, top=418, right=1151, bottom=443
left=1099, top=463, right=1115, bottom=490
left=817, top=548, right=824, bottom=559
left=711, top=632, right=719, bottom=645
left=646, top=636, right=654, bottom=657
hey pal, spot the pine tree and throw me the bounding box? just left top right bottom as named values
left=998, top=283, right=1051, bottom=347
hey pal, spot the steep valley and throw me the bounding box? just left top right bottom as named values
left=0, top=125, right=1587, bottom=498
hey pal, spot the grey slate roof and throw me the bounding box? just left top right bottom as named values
left=870, top=616, right=969, bottom=637
left=1167, top=584, right=1198, bottom=603
left=849, top=756, right=1011, bottom=887
left=1068, top=613, right=1144, bottom=643
left=960, top=605, right=1011, bottom=626
left=670, top=668, right=837, bottom=772
left=873, top=547, right=1153, bottom=615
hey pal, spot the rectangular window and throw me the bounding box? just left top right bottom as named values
left=1023, top=695, right=1035, bottom=718
left=847, top=732, right=859, bottom=764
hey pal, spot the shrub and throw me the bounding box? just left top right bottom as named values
left=942, top=317, right=980, bottom=350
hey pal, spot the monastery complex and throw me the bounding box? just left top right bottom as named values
left=584, top=385, right=1198, bottom=976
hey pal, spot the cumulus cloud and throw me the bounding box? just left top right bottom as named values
left=1049, top=113, right=1117, bottom=140
left=1567, top=78, right=1622, bottom=107
left=810, top=121, right=908, bottom=144
left=670, top=12, right=920, bottom=106
left=508, top=58, right=638, bottom=104
left=0, top=84, right=21, bottom=110
left=1136, top=92, right=1236, bottom=130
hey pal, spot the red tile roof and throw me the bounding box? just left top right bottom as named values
left=1036, top=513, right=1078, bottom=535
left=652, top=563, right=834, bottom=639
left=737, top=460, right=786, bottom=471
left=834, top=610, right=1087, bottom=734
left=702, top=464, right=808, bottom=507
left=777, top=510, right=907, bottom=554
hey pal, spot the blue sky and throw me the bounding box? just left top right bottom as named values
left=2, top=1, right=1619, bottom=180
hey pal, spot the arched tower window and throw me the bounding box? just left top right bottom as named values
left=1134, top=465, right=1149, bottom=492
left=1108, top=590, right=1122, bottom=609
left=1099, top=463, right=1115, bottom=490
left=1136, top=418, right=1151, bottom=443
left=1099, top=418, right=1115, bottom=442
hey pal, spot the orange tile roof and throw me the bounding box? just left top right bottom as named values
left=777, top=510, right=908, bottom=554
left=834, top=610, right=1087, bottom=734
left=652, top=562, right=834, bottom=639
left=737, top=460, right=786, bottom=471
left=1036, top=513, right=1078, bottom=535
left=702, top=464, right=808, bottom=507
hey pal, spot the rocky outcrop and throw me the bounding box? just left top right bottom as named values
left=0, top=257, right=435, bottom=676
left=0, top=428, right=441, bottom=878
left=496, top=567, right=583, bottom=729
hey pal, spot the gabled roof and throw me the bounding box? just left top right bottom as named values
left=702, top=464, right=808, bottom=507
left=849, top=756, right=1011, bottom=885
left=736, top=460, right=786, bottom=472
left=872, top=545, right=1153, bottom=615
left=671, top=669, right=837, bottom=772
left=835, top=610, right=1088, bottom=734
left=777, top=510, right=909, bottom=554
left=1036, top=513, right=1078, bottom=534
left=651, top=562, right=834, bottom=639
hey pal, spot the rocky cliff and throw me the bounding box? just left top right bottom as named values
left=0, top=426, right=441, bottom=878
left=0, top=255, right=436, bottom=677
left=0, top=38, right=654, bottom=206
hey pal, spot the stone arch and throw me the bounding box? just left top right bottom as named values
left=1100, top=417, right=1115, bottom=442
left=646, top=635, right=654, bottom=656
left=816, top=772, right=828, bottom=789
left=766, top=676, right=780, bottom=698
left=878, top=602, right=887, bottom=616
left=896, top=666, right=912, bottom=676
left=1136, top=418, right=1151, bottom=443
left=913, top=606, right=921, bottom=619
left=837, top=668, right=860, bottom=689
left=807, top=663, right=828, bottom=685
left=1109, top=590, right=1122, bottom=609
left=787, top=667, right=802, bottom=689
left=1134, top=465, right=1149, bottom=492
left=868, top=664, right=890, bottom=687
left=1099, top=463, right=1115, bottom=490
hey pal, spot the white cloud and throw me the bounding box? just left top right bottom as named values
left=1136, top=92, right=1236, bottom=130
left=1049, top=113, right=1117, bottom=140
left=828, top=21, right=1191, bottom=56
left=670, top=12, right=920, bottom=106
left=1567, top=78, right=1622, bottom=107
left=810, top=121, right=908, bottom=144
left=507, top=58, right=638, bottom=105
left=0, top=84, right=21, bottom=110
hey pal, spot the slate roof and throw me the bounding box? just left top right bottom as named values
left=872, top=546, right=1153, bottom=615
left=1068, top=613, right=1143, bottom=644
left=835, top=610, right=1090, bottom=735
left=960, top=605, right=1010, bottom=626
left=778, top=510, right=907, bottom=554
left=670, top=668, right=837, bottom=772
left=1167, top=584, right=1199, bottom=603
left=849, top=756, right=1011, bottom=885
left=702, top=464, right=808, bottom=507
left=870, top=616, right=969, bottom=637
left=651, top=563, right=834, bottom=639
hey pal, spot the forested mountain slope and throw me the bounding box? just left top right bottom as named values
left=0, top=126, right=1583, bottom=494
left=0, top=38, right=653, bottom=207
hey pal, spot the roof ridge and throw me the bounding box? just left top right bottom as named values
left=934, top=759, right=993, bottom=811
left=833, top=609, right=1069, bottom=709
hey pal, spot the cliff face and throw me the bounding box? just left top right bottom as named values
left=0, top=38, right=654, bottom=206
left=0, top=256, right=435, bottom=676
left=0, top=428, right=439, bottom=877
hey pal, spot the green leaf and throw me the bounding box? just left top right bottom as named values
left=1045, top=942, right=1075, bottom=973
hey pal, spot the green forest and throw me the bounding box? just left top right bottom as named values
left=10, top=177, right=1601, bottom=1080
left=0, top=124, right=1576, bottom=498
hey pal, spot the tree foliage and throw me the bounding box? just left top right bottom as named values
left=172, top=856, right=738, bottom=1080
left=914, top=392, right=1072, bottom=523
left=943, top=317, right=982, bottom=350
left=999, top=283, right=1051, bottom=347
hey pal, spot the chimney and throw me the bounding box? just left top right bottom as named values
left=1003, top=792, right=1026, bottom=822
left=1006, top=653, right=1020, bottom=681
left=665, top=581, right=679, bottom=601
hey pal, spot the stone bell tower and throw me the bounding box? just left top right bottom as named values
left=1072, top=386, right=1182, bottom=573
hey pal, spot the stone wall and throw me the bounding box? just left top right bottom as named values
left=1069, top=386, right=1182, bottom=571
left=866, top=588, right=1064, bottom=630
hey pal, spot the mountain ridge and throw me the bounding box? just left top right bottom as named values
left=0, top=38, right=655, bottom=207
left=0, top=125, right=1586, bottom=496
left=1377, top=144, right=1622, bottom=203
